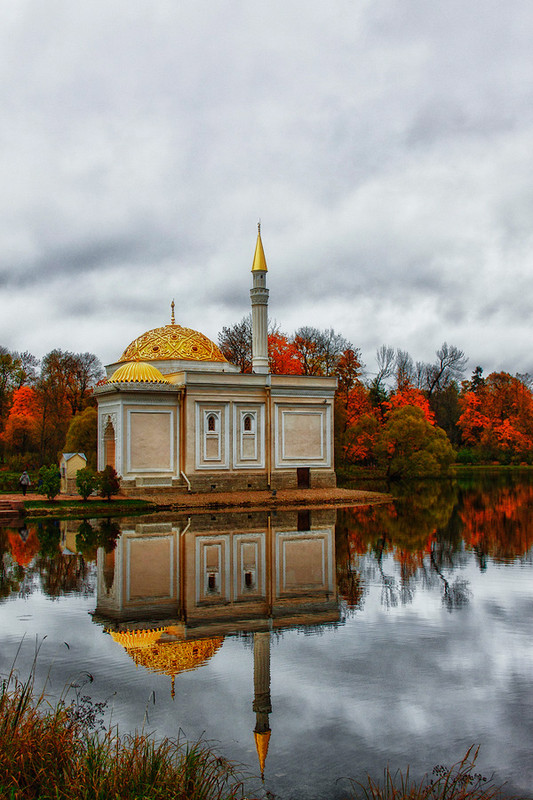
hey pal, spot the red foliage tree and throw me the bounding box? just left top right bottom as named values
left=0, top=386, right=41, bottom=456
left=268, top=333, right=303, bottom=375
left=458, top=372, right=533, bottom=462
left=386, top=385, right=435, bottom=424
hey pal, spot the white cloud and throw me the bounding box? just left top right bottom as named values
left=0, top=0, right=532, bottom=376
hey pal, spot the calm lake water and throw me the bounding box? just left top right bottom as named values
left=1, top=472, right=532, bottom=800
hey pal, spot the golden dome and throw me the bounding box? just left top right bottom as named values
left=108, top=361, right=170, bottom=384
left=119, top=324, right=227, bottom=364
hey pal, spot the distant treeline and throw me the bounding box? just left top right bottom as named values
left=219, top=317, right=533, bottom=474
left=2, top=322, right=531, bottom=479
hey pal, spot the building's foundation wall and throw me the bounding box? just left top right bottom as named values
left=120, top=468, right=336, bottom=496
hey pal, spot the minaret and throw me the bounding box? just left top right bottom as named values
left=250, top=223, right=269, bottom=374
left=253, top=631, right=272, bottom=780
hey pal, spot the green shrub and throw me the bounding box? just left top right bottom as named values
left=98, top=465, right=121, bottom=500
left=75, top=467, right=98, bottom=500
left=456, top=448, right=480, bottom=465
left=38, top=464, right=61, bottom=501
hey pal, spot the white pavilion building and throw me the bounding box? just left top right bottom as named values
left=95, top=228, right=336, bottom=492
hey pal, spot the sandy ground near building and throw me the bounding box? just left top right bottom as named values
left=1, top=486, right=391, bottom=515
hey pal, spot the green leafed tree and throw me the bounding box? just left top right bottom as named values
left=98, top=465, right=121, bottom=500
left=65, top=407, right=98, bottom=469
left=38, top=464, right=61, bottom=501
left=375, top=405, right=456, bottom=480
left=76, top=466, right=98, bottom=501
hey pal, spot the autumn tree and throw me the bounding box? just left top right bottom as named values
left=458, top=372, right=533, bottom=463
left=218, top=315, right=253, bottom=372
left=430, top=382, right=462, bottom=445
left=0, top=386, right=41, bottom=461
left=336, top=348, right=364, bottom=407
left=36, top=350, right=102, bottom=463
left=99, top=465, right=121, bottom=500
left=463, top=365, right=485, bottom=394
left=0, top=349, right=19, bottom=431
left=11, top=351, right=39, bottom=389
left=422, top=342, right=468, bottom=397
left=374, top=405, right=456, bottom=479
left=65, top=407, right=98, bottom=469
left=268, top=332, right=303, bottom=374
left=387, top=384, right=435, bottom=424
left=64, top=352, right=103, bottom=414
left=368, top=345, right=394, bottom=413
left=292, top=327, right=352, bottom=376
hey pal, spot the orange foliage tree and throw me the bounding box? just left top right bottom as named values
left=0, top=386, right=41, bottom=459
left=458, top=372, right=533, bottom=462
left=386, top=384, right=435, bottom=424
left=268, top=332, right=303, bottom=374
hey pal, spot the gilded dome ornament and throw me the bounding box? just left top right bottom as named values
left=108, top=361, right=170, bottom=384
left=119, top=324, right=227, bottom=363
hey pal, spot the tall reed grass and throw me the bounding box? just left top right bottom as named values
left=0, top=652, right=246, bottom=800
left=351, top=745, right=510, bottom=800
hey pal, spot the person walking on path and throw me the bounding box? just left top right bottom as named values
left=19, top=470, right=31, bottom=496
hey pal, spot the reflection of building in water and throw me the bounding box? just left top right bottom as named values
left=95, top=509, right=337, bottom=778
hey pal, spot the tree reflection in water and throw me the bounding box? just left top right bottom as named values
left=337, top=474, right=533, bottom=611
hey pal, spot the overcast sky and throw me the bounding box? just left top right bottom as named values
left=1, top=1, right=532, bottom=379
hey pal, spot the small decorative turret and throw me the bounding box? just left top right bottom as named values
left=250, top=223, right=269, bottom=374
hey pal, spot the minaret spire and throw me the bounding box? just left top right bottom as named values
left=250, top=224, right=269, bottom=374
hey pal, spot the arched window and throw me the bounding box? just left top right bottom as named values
left=103, top=418, right=116, bottom=469
left=243, top=414, right=253, bottom=432
left=207, top=414, right=216, bottom=432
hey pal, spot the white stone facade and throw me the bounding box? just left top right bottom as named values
left=96, top=372, right=336, bottom=491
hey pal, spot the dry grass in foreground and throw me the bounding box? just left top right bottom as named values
left=351, top=746, right=513, bottom=800
left=0, top=654, right=246, bottom=800
left=1, top=648, right=518, bottom=800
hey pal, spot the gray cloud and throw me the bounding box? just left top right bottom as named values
left=1, top=0, right=533, bottom=375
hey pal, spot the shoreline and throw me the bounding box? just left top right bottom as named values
left=0, top=486, right=391, bottom=520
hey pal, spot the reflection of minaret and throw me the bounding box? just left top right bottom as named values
left=253, top=631, right=272, bottom=780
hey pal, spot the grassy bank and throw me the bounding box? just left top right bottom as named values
left=22, top=498, right=156, bottom=519
left=0, top=662, right=246, bottom=800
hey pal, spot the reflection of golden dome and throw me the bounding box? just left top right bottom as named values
left=120, top=324, right=227, bottom=364
left=109, top=628, right=224, bottom=678
left=109, top=628, right=164, bottom=648
left=108, top=362, right=170, bottom=384
left=129, top=637, right=224, bottom=677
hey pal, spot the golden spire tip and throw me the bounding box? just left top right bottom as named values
left=171, top=299, right=175, bottom=325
